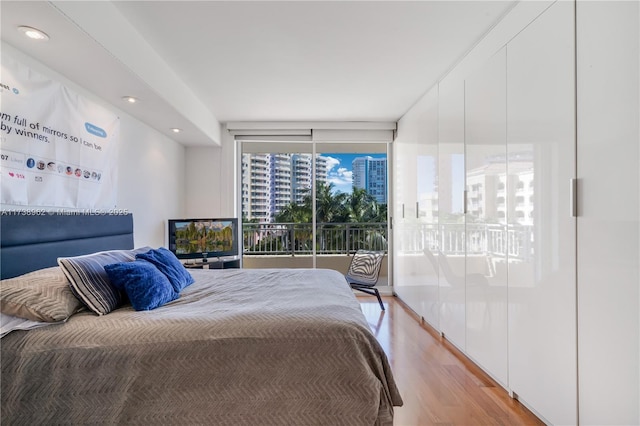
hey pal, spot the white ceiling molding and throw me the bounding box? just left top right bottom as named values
left=239, top=140, right=388, bottom=154
left=232, top=130, right=312, bottom=137
left=235, top=135, right=312, bottom=142
left=226, top=122, right=397, bottom=131
left=50, top=1, right=222, bottom=146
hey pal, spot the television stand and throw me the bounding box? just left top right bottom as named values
left=184, top=257, right=240, bottom=270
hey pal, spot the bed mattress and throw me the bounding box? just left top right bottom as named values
left=1, top=268, right=402, bottom=425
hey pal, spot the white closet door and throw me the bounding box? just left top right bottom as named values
left=506, top=2, right=577, bottom=425
left=394, top=105, right=420, bottom=312
left=415, top=87, right=440, bottom=327
left=395, top=87, right=440, bottom=326
left=464, top=48, right=508, bottom=386
left=576, top=1, right=639, bottom=424
left=437, top=77, right=466, bottom=350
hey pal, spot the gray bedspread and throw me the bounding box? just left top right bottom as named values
left=1, top=268, right=402, bottom=425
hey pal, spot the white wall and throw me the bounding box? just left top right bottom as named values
left=184, top=123, right=236, bottom=218
left=1, top=43, right=186, bottom=248
left=116, top=117, right=185, bottom=248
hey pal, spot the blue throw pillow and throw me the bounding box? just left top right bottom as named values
left=104, top=261, right=179, bottom=311
left=57, top=248, right=151, bottom=315
left=135, top=247, right=194, bottom=292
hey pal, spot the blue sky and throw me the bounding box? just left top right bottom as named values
left=320, top=153, right=458, bottom=210
left=321, top=153, right=387, bottom=194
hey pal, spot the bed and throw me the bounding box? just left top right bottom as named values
left=0, top=213, right=402, bottom=425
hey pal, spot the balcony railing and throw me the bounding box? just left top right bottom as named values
left=242, top=221, right=534, bottom=261
left=243, top=222, right=388, bottom=255
left=395, top=222, right=534, bottom=260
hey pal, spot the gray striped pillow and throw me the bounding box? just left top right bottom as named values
left=58, top=248, right=151, bottom=315
left=0, top=266, right=84, bottom=322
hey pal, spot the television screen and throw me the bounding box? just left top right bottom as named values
left=168, top=218, right=239, bottom=260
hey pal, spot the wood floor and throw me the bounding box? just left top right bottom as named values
left=357, top=295, right=544, bottom=426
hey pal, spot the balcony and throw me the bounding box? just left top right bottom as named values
left=243, top=222, right=387, bottom=255
left=241, top=222, right=537, bottom=286
left=242, top=222, right=389, bottom=285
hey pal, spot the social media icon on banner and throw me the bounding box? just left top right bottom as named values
left=85, top=122, right=107, bottom=138
left=26, top=158, right=35, bottom=168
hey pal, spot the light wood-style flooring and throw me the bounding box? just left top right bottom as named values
left=357, top=295, right=543, bottom=426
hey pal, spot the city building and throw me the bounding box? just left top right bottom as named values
left=352, top=156, right=388, bottom=204
left=241, top=154, right=271, bottom=222
left=242, top=153, right=328, bottom=222
left=465, top=152, right=533, bottom=225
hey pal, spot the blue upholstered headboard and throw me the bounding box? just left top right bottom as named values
left=1, top=213, right=134, bottom=279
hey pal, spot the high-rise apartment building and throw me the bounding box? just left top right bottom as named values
left=315, top=156, right=328, bottom=187
left=269, top=154, right=292, bottom=218
left=241, top=154, right=271, bottom=222
left=242, top=153, right=328, bottom=222
left=289, top=154, right=327, bottom=204
left=352, top=156, right=388, bottom=204
left=465, top=152, right=533, bottom=225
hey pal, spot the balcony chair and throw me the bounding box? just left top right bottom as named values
left=345, top=250, right=385, bottom=310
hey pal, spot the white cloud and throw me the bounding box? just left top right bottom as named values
left=324, top=156, right=340, bottom=171
left=337, top=168, right=352, bottom=179
left=328, top=166, right=353, bottom=194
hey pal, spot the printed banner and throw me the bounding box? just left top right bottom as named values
left=1, top=54, right=119, bottom=208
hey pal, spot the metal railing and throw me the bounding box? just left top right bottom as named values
left=394, top=222, right=534, bottom=260
left=243, top=222, right=388, bottom=255
left=243, top=221, right=533, bottom=260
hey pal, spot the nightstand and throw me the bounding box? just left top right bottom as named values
left=183, top=258, right=240, bottom=269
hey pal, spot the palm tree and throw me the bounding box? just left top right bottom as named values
left=274, top=195, right=313, bottom=253
left=264, top=183, right=388, bottom=253
left=344, top=188, right=388, bottom=251
left=346, top=187, right=378, bottom=223
left=275, top=197, right=312, bottom=223
left=312, top=183, right=345, bottom=251
left=315, top=182, right=348, bottom=223
left=371, top=202, right=388, bottom=223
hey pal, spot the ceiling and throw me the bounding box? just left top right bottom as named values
left=1, top=1, right=516, bottom=146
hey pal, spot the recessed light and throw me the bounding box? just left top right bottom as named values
left=171, top=128, right=181, bottom=133
left=18, top=26, right=49, bottom=41
left=122, top=96, right=138, bottom=104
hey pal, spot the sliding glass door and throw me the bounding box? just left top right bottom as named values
left=314, top=142, right=389, bottom=285
left=239, top=140, right=389, bottom=284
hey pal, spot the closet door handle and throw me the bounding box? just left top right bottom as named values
left=416, top=202, right=419, bottom=219
left=402, top=203, right=405, bottom=218
left=570, top=178, right=577, bottom=217
left=463, top=190, right=468, bottom=214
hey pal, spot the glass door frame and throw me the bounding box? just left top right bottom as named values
left=236, top=139, right=392, bottom=281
